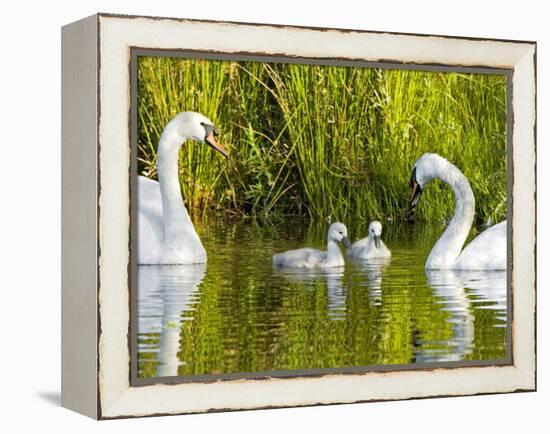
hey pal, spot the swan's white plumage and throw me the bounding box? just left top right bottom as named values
left=453, top=220, right=507, bottom=270
left=412, top=153, right=506, bottom=271
left=272, top=248, right=334, bottom=269
left=138, top=176, right=164, bottom=264
left=348, top=221, right=391, bottom=259
left=137, top=175, right=207, bottom=264
left=137, top=111, right=226, bottom=265
left=272, top=222, right=350, bottom=269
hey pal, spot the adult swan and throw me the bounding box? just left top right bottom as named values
left=138, top=112, right=228, bottom=265
left=409, top=153, right=506, bottom=270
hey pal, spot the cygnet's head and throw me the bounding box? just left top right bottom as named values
left=328, top=222, right=351, bottom=248
left=368, top=221, right=383, bottom=249
left=171, top=111, right=229, bottom=158
left=409, top=153, right=450, bottom=211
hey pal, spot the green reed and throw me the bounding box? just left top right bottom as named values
left=137, top=56, right=507, bottom=224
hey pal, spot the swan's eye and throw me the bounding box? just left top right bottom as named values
left=200, top=122, right=218, bottom=138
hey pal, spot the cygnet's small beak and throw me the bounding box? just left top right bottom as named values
left=205, top=131, right=229, bottom=158
left=373, top=235, right=381, bottom=249
left=342, top=236, right=352, bottom=249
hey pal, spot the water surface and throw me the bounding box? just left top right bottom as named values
left=137, top=219, right=507, bottom=378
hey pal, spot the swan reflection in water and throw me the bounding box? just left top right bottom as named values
left=416, top=269, right=507, bottom=363
left=347, top=257, right=391, bottom=307
left=272, top=267, right=347, bottom=320
left=137, top=264, right=206, bottom=377
left=137, top=257, right=507, bottom=375
left=273, top=257, right=391, bottom=319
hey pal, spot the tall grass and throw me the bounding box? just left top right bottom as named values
left=137, top=56, right=507, bottom=224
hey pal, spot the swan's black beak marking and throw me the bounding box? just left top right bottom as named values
left=409, top=182, right=423, bottom=211
left=202, top=122, right=229, bottom=158
left=342, top=236, right=352, bottom=249
left=408, top=167, right=422, bottom=213
left=373, top=235, right=381, bottom=249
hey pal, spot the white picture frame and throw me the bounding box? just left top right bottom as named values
left=61, top=13, right=536, bottom=419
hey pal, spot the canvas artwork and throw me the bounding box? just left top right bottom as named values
left=132, top=54, right=510, bottom=381
left=61, top=14, right=535, bottom=418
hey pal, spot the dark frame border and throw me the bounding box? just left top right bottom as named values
left=128, top=48, right=515, bottom=387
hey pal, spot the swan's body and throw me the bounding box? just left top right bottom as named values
left=138, top=176, right=206, bottom=264
left=409, top=153, right=506, bottom=270
left=348, top=221, right=391, bottom=259
left=272, top=222, right=351, bottom=268
left=138, top=112, right=228, bottom=265
left=452, top=221, right=506, bottom=270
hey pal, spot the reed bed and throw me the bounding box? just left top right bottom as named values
left=137, top=56, right=507, bottom=224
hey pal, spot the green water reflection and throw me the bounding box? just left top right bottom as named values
left=137, top=219, right=507, bottom=378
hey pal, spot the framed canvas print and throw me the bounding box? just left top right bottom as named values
left=61, top=13, right=536, bottom=419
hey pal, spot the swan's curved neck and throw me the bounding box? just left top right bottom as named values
left=426, top=163, right=475, bottom=269
left=157, top=125, right=193, bottom=240
left=326, top=239, right=344, bottom=265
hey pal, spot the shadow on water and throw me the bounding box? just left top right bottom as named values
left=137, top=219, right=507, bottom=378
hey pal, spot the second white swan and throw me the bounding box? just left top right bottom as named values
left=409, top=153, right=506, bottom=270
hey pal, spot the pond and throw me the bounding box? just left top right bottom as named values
left=136, top=218, right=507, bottom=379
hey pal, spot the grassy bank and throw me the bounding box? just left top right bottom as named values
left=137, top=56, right=507, bottom=225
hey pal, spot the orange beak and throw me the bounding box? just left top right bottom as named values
left=205, top=132, right=229, bottom=158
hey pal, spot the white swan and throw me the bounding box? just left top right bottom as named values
left=347, top=221, right=391, bottom=259
left=272, top=222, right=352, bottom=268
left=409, top=153, right=506, bottom=270
left=138, top=111, right=228, bottom=265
